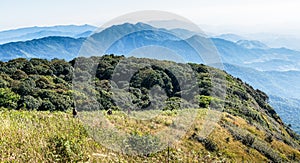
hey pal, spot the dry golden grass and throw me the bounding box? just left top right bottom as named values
left=1, top=109, right=299, bottom=162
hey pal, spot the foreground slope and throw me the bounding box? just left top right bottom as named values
left=1, top=109, right=299, bottom=162
left=0, top=55, right=299, bottom=162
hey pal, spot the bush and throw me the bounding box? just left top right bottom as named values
left=190, top=133, right=218, bottom=152
left=203, top=138, right=218, bottom=152
left=195, top=95, right=211, bottom=108
left=265, top=134, right=273, bottom=143
left=242, top=134, right=255, bottom=147
left=164, top=97, right=181, bottom=111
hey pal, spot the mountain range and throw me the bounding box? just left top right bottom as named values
left=0, top=36, right=83, bottom=61
left=0, top=23, right=299, bottom=133
left=1, top=23, right=300, bottom=71
left=0, top=24, right=96, bottom=45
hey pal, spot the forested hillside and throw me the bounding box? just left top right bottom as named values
left=0, top=55, right=299, bottom=162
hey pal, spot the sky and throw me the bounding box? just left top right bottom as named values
left=1, top=0, right=300, bottom=35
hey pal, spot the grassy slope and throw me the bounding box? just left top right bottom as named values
left=1, top=109, right=299, bottom=162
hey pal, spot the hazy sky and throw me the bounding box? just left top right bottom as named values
left=1, top=0, right=300, bottom=35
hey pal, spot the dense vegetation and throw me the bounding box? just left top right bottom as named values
left=0, top=55, right=300, bottom=162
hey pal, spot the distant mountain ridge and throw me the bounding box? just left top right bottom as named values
left=0, top=25, right=96, bottom=44
left=236, top=40, right=269, bottom=49
left=1, top=23, right=300, bottom=71
left=214, top=33, right=245, bottom=42
left=0, top=36, right=83, bottom=61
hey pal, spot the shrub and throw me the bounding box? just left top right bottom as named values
left=190, top=133, right=218, bottom=152
left=195, top=95, right=211, bottom=108
left=242, top=134, right=255, bottom=147
left=164, top=97, right=181, bottom=111
left=225, top=137, right=230, bottom=143
left=203, top=138, right=218, bottom=152
left=265, top=134, right=273, bottom=143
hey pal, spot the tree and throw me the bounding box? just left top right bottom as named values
left=18, top=95, right=41, bottom=110
left=12, top=69, right=28, bottom=80
left=13, top=78, right=36, bottom=96
left=39, top=100, right=55, bottom=111
left=0, top=88, right=20, bottom=109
